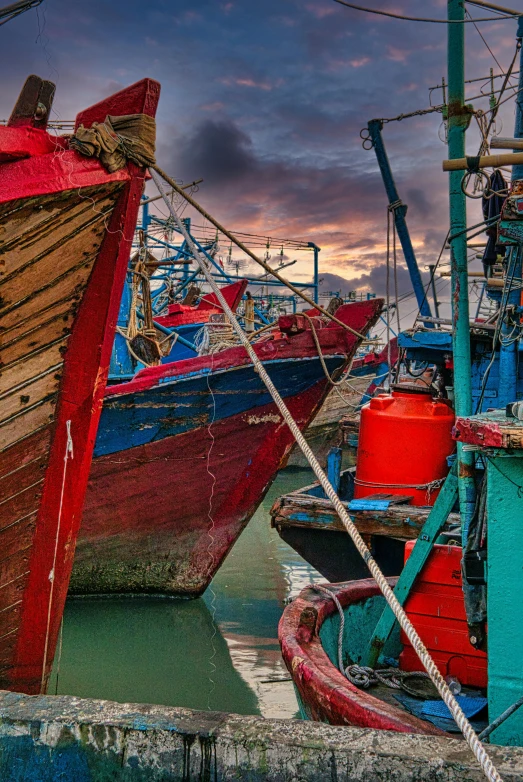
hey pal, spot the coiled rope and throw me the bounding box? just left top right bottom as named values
left=194, top=314, right=238, bottom=355
left=150, top=168, right=502, bottom=782
left=311, top=584, right=431, bottom=694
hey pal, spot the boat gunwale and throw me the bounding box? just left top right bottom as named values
left=103, top=298, right=385, bottom=399
left=279, top=578, right=446, bottom=736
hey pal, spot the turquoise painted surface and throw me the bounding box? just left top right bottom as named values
left=52, top=467, right=325, bottom=719
left=320, top=594, right=401, bottom=670
left=487, top=453, right=523, bottom=746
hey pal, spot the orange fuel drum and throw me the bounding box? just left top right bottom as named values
left=354, top=386, right=455, bottom=506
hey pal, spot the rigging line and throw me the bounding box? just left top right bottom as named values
left=205, top=351, right=218, bottom=711
left=332, top=0, right=519, bottom=23
left=392, top=209, right=401, bottom=334
left=480, top=38, right=521, bottom=145
left=151, top=163, right=366, bottom=339
left=467, top=9, right=519, bottom=96
left=40, top=419, right=73, bottom=693
left=413, top=230, right=450, bottom=324
left=386, top=209, right=391, bottom=383
left=431, top=70, right=520, bottom=91
left=484, top=83, right=523, bottom=114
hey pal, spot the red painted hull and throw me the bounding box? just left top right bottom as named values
left=77, top=382, right=325, bottom=596
left=0, top=77, right=160, bottom=693
left=279, top=579, right=444, bottom=734
left=75, top=300, right=384, bottom=597
left=155, top=279, right=248, bottom=328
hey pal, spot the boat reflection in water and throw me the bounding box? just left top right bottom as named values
left=53, top=467, right=321, bottom=717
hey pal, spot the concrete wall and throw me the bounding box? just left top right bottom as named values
left=0, top=690, right=522, bottom=781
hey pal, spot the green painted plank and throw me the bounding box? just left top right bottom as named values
left=487, top=454, right=523, bottom=745
left=364, top=465, right=458, bottom=668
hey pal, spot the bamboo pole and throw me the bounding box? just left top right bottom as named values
left=443, top=151, right=523, bottom=170
left=466, top=0, right=521, bottom=16
left=490, top=136, right=523, bottom=149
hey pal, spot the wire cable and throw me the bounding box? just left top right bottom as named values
left=333, top=0, right=519, bottom=23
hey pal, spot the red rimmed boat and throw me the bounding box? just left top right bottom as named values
left=280, top=572, right=492, bottom=737
left=279, top=579, right=445, bottom=734
left=0, top=74, right=159, bottom=693
left=71, top=298, right=383, bottom=598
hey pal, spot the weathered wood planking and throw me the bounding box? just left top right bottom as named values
left=271, top=494, right=460, bottom=539
left=0, top=185, right=123, bottom=692
left=454, top=409, right=523, bottom=449
left=0, top=75, right=160, bottom=694
left=0, top=185, right=123, bottom=454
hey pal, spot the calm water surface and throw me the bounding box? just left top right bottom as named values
left=52, top=466, right=325, bottom=718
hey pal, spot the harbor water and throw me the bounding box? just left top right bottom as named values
left=51, top=466, right=323, bottom=718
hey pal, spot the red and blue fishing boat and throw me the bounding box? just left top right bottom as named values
left=71, top=298, right=383, bottom=598
left=0, top=74, right=159, bottom=693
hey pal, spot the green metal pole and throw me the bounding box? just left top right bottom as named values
left=447, top=0, right=475, bottom=539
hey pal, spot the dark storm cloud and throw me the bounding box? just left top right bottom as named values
left=0, top=0, right=517, bottom=289
left=165, top=112, right=451, bottom=273
left=176, top=119, right=256, bottom=183
left=317, top=267, right=430, bottom=298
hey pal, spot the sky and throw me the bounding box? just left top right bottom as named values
left=1, top=0, right=521, bottom=317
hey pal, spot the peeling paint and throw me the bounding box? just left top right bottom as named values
left=246, top=413, right=281, bottom=425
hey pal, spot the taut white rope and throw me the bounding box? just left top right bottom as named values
left=150, top=168, right=502, bottom=782
left=40, top=419, right=74, bottom=693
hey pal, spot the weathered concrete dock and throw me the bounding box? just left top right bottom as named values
left=0, top=691, right=522, bottom=780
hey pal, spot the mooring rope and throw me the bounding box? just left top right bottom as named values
left=353, top=476, right=445, bottom=503
left=301, top=312, right=349, bottom=386
left=150, top=168, right=502, bottom=782
left=311, top=583, right=431, bottom=693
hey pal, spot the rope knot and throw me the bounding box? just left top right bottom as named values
left=388, top=199, right=405, bottom=213
left=466, top=155, right=482, bottom=174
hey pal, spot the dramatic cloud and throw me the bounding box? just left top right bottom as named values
left=0, top=0, right=518, bottom=323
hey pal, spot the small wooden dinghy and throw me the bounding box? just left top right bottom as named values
left=279, top=579, right=446, bottom=733
left=279, top=578, right=489, bottom=735
left=0, top=74, right=159, bottom=693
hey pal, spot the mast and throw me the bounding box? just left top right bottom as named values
left=367, top=119, right=433, bottom=324
left=447, top=0, right=476, bottom=539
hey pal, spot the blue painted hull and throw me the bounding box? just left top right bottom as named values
left=95, top=355, right=343, bottom=458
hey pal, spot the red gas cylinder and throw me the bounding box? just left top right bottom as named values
left=354, top=385, right=455, bottom=506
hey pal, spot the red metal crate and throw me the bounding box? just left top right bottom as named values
left=399, top=541, right=487, bottom=687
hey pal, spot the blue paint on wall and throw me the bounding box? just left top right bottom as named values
left=0, top=735, right=92, bottom=782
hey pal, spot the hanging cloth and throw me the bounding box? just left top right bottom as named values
left=482, top=169, right=507, bottom=275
